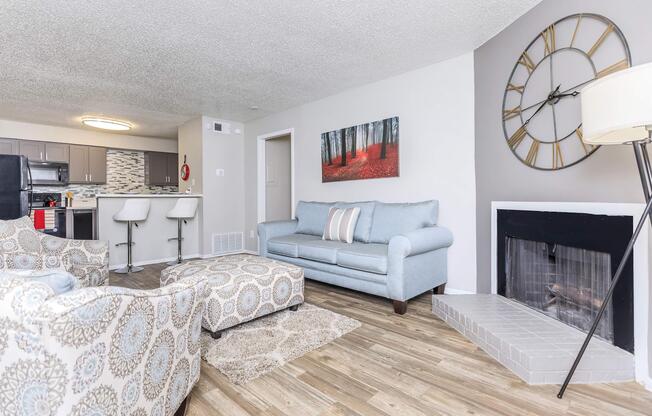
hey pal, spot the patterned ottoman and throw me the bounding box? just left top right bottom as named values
left=160, top=254, right=304, bottom=338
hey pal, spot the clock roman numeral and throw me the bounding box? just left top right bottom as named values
left=518, top=52, right=535, bottom=73
left=507, top=83, right=525, bottom=94
left=596, top=59, right=629, bottom=78
left=576, top=127, right=596, bottom=154
left=570, top=15, right=582, bottom=48
left=587, top=24, right=614, bottom=57
left=525, top=140, right=540, bottom=166
left=503, top=106, right=521, bottom=121
left=507, top=125, right=527, bottom=149
left=553, top=141, right=564, bottom=169
left=542, top=25, right=556, bottom=56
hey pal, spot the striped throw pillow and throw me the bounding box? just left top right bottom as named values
left=323, top=207, right=361, bottom=244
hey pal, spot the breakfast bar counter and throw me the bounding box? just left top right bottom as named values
left=97, top=194, right=203, bottom=269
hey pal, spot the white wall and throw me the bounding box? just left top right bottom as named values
left=201, top=117, right=245, bottom=255
left=0, top=118, right=176, bottom=153
left=244, top=52, right=477, bottom=293
left=178, top=117, right=204, bottom=193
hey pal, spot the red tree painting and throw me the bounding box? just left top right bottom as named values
left=321, top=116, right=399, bottom=183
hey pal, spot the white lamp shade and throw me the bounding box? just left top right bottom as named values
left=581, top=62, right=652, bottom=145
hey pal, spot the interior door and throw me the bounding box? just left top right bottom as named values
left=19, top=141, right=45, bottom=162
left=88, top=147, right=107, bottom=183
left=68, top=145, right=89, bottom=183
left=45, top=143, right=69, bottom=162
left=167, top=153, right=179, bottom=185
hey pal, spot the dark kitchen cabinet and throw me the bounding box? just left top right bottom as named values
left=69, top=145, right=106, bottom=184
left=19, top=141, right=69, bottom=162
left=145, top=152, right=178, bottom=186
left=0, top=138, right=19, bottom=155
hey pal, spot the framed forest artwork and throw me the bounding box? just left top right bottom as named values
left=321, top=116, right=399, bottom=183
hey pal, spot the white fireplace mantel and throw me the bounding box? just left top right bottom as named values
left=490, top=201, right=651, bottom=390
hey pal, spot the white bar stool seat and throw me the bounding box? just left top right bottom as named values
left=167, top=198, right=199, bottom=265
left=113, top=199, right=150, bottom=273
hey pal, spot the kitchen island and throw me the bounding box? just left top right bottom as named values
left=97, top=194, right=202, bottom=269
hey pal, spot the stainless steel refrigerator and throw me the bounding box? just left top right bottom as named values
left=0, top=155, right=32, bottom=220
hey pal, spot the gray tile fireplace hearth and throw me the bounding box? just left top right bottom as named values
left=432, top=294, right=634, bottom=384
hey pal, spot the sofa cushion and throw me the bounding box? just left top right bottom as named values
left=334, top=201, right=376, bottom=242
left=297, top=240, right=351, bottom=264
left=295, top=201, right=335, bottom=236
left=0, top=269, right=77, bottom=294
left=337, top=243, right=389, bottom=274
left=369, top=200, right=439, bottom=244
left=267, top=234, right=320, bottom=258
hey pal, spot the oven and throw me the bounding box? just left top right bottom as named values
left=29, top=192, right=67, bottom=237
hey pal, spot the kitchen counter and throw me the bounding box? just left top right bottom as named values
left=97, top=194, right=203, bottom=198
left=97, top=194, right=202, bottom=268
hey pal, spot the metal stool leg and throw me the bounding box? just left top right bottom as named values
left=115, top=221, right=143, bottom=274
left=167, top=218, right=184, bottom=266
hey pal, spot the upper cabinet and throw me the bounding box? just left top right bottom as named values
left=145, top=152, right=178, bottom=186
left=19, top=141, right=69, bottom=162
left=69, top=145, right=106, bottom=184
left=0, top=138, right=19, bottom=155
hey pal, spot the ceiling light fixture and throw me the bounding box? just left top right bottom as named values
left=81, top=116, right=133, bottom=131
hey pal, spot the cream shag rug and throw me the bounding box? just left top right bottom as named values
left=200, top=303, right=361, bottom=384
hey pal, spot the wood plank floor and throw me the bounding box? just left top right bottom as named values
left=111, top=265, right=652, bottom=416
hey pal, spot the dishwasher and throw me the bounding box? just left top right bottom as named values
left=71, top=209, right=97, bottom=240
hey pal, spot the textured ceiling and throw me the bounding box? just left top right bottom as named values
left=0, top=0, right=540, bottom=139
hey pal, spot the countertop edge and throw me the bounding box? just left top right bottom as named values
left=96, top=194, right=203, bottom=198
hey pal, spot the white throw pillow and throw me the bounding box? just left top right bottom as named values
left=322, top=207, right=361, bottom=244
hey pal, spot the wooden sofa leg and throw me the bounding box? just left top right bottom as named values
left=392, top=300, right=408, bottom=315
left=289, top=304, right=300, bottom=311
left=174, top=397, right=190, bottom=416
left=433, top=283, right=446, bottom=295
left=209, top=330, right=222, bottom=340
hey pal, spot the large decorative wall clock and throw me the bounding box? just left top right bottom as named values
left=502, top=13, right=631, bottom=170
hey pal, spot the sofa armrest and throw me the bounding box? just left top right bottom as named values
left=388, top=226, right=453, bottom=258
left=257, top=220, right=298, bottom=256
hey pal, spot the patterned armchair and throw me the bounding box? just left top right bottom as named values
left=0, top=216, right=109, bottom=287
left=0, top=274, right=209, bottom=416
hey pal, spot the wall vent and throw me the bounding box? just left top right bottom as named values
left=212, top=232, right=243, bottom=255
left=210, top=121, right=231, bottom=134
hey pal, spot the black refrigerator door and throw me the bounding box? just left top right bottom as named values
left=0, top=155, right=29, bottom=192
left=0, top=191, right=29, bottom=220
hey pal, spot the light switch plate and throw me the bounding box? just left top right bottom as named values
left=215, top=169, right=225, bottom=177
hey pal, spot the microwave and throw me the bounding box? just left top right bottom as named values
left=28, top=161, right=69, bottom=186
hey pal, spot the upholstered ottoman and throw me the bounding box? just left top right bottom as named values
left=160, top=254, right=304, bottom=338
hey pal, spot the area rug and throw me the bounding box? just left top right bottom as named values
left=200, top=303, right=361, bottom=384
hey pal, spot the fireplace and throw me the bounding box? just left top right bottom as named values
left=496, top=209, right=634, bottom=353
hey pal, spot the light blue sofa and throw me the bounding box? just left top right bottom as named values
left=258, top=200, right=453, bottom=314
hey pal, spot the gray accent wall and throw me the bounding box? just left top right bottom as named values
left=474, top=0, right=652, bottom=293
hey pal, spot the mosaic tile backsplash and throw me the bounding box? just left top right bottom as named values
left=34, top=149, right=178, bottom=198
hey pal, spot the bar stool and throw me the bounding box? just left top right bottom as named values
left=167, top=198, right=199, bottom=265
left=113, top=199, right=150, bottom=274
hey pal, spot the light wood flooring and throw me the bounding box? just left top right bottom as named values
left=111, top=265, right=652, bottom=416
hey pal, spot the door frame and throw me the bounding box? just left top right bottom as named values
left=257, top=128, right=295, bottom=224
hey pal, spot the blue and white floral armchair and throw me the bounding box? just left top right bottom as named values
left=0, top=216, right=109, bottom=287
left=0, top=274, right=209, bottom=416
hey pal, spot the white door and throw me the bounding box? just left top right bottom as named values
left=265, top=135, right=292, bottom=221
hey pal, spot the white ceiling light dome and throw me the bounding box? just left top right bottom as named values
left=81, top=116, right=133, bottom=131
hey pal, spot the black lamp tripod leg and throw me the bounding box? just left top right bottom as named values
left=557, top=142, right=652, bottom=398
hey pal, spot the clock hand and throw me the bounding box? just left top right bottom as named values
left=522, top=85, right=561, bottom=125
left=520, top=78, right=593, bottom=114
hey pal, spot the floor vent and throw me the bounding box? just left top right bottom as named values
left=212, top=232, right=244, bottom=255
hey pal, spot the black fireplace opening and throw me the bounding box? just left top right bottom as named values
left=497, top=209, right=634, bottom=353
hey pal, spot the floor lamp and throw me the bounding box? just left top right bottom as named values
left=558, top=62, right=652, bottom=398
